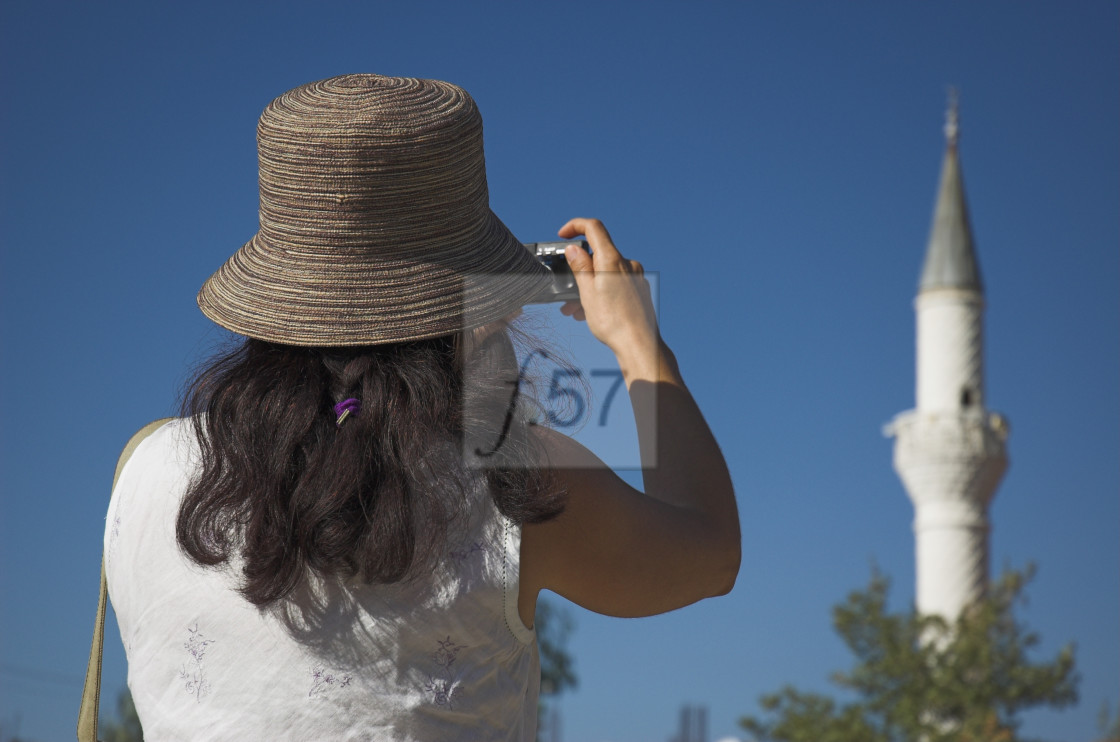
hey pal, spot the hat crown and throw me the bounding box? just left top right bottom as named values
left=257, top=74, right=488, bottom=253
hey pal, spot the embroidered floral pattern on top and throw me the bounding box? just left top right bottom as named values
left=308, top=666, right=353, bottom=698
left=107, top=515, right=122, bottom=568
left=424, top=636, right=468, bottom=709
left=449, top=540, right=490, bottom=563
left=179, top=623, right=214, bottom=702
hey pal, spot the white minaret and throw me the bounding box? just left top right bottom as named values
left=886, top=91, right=1009, bottom=621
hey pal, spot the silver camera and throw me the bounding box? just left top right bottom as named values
left=523, top=240, right=589, bottom=303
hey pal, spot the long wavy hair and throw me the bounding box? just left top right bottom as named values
left=176, top=325, right=564, bottom=606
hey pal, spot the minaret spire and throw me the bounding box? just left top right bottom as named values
left=920, top=88, right=981, bottom=293
left=886, top=93, right=1009, bottom=624
left=944, top=86, right=960, bottom=148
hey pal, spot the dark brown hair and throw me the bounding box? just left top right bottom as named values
left=176, top=328, right=563, bottom=606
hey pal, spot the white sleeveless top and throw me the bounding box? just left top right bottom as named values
left=105, top=419, right=539, bottom=741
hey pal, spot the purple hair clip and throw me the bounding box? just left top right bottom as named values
left=333, top=398, right=361, bottom=428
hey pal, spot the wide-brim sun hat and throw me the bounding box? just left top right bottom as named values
left=198, top=74, right=552, bottom=346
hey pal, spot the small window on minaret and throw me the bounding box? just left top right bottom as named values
left=961, top=388, right=973, bottom=407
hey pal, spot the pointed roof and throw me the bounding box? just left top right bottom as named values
left=919, top=90, right=983, bottom=293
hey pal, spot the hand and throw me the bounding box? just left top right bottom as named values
left=557, top=218, right=660, bottom=367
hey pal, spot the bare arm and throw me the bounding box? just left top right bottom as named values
left=519, top=218, right=740, bottom=625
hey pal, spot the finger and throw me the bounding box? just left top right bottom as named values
left=559, top=300, right=585, bottom=321
left=559, top=218, right=623, bottom=267
left=564, top=243, right=593, bottom=273
left=558, top=217, right=610, bottom=240
left=563, top=243, right=597, bottom=301
left=629, top=259, right=644, bottom=275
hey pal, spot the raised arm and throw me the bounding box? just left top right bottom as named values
left=518, top=218, right=740, bottom=626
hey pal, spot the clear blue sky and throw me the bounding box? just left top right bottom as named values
left=1, top=2, right=1116, bottom=741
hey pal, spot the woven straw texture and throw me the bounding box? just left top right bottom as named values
left=198, top=74, right=551, bottom=346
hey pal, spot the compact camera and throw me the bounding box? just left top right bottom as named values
left=523, top=240, right=589, bottom=303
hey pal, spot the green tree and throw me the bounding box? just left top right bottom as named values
left=1097, top=701, right=1120, bottom=742
left=538, top=598, right=578, bottom=697
left=537, top=597, right=578, bottom=742
left=99, top=687, right=143, bottom=742
left=741, top=567, right=1078, bottom=742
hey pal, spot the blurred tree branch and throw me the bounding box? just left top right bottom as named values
left=741, top=567, right=1078, bottom=742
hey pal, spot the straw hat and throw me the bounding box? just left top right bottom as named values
left=198, top=74, right=551, bottom=346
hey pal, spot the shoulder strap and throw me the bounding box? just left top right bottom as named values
left=77, top=418, right=175, bottom=742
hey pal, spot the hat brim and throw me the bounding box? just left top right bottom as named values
left=198, top=209, right=553, bottom=347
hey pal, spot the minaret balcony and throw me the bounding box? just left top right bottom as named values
left=885, top=408, right=1009, bottom=509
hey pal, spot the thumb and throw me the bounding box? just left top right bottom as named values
left=564, top=243, right=593, bottom=273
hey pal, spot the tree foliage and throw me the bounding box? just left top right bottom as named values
left=99, top=688, right=143, bottom=742
left=537, top=597, right=578, bottom=742
left=1097, top=701, right=1120, bottom=742
left=538, top=597, right=578, bottom=697
left=741, top=567, right=1078, bottom=742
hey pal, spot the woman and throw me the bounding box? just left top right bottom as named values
left=105, top=74, right=739, bottom=740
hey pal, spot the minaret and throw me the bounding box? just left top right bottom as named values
left=886, top=91, right=1009, bottom=622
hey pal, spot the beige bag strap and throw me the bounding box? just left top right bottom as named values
left=78, top=418, right=175, bottom=742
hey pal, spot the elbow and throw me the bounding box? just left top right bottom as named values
left=707, top=485, right=740, bottom=598
left=692, top=502, right=740, bottom=599
left=704, top=528, right=741, bottom=598
left=712, top=541, right=741, bottom=597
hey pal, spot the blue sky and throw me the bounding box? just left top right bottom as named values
left=1, top=2, right=1116, bottom=741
